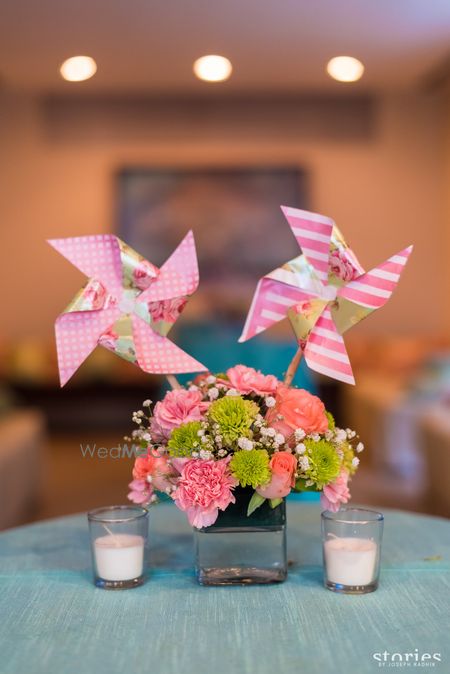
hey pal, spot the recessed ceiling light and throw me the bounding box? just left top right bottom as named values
left=193, top=55, right=232, bottom=83
left=326, top=56, right=364, bottom=83
left=60, top=56, right=97, bottom=82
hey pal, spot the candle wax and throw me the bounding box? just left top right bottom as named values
left=94, top=534, right=144, bottom=581
left=324, top=537, right=377, bottom=586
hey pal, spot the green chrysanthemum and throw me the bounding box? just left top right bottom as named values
left=326, top=411, right=335, bottom=430
left=167, top=421, right=202, bottom=457
left=229, top=449, right=271, bottom=488
left=208, top=396, right=258, bottom=445
left=304, top=438, right=340, bottom=488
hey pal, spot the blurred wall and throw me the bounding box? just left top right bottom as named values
left=446, top=87, right=450, bottom=334
left=0, top=89, right=446, bottom=341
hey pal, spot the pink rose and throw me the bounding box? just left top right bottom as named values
left=132, top=453, right=175, bottom=492
left=222, top=365, right=279, bottom=396
left=148, top=297, right=188, bottom=324
left=150, top=389, right=209, bottom=440
left=82, top=280, right=107, bottom=310
left=192, top=373, right=212, bottom=386
left=256, top=451, right=297, bottom=499
left=127, top=478, right=153, bottom=504
left=99, top=328, right=119, bottom=351
left=320, top=469, right=351, bottom=512
left=329, top=250, right=358, bottom=282
left=266, top=385, right=328, bottom=440
left=291, top=300, right=318, bottom=321
left=172, top=458, right=238, bottom=528
left=133, top=260, right=158, bottom=291
left=270, top=451, right=297, bottom=485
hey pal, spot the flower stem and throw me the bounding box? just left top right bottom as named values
left=283, top=345, right=304, bottom=387
left=166, top=374, right=182, bottom=390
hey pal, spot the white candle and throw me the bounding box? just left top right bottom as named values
left=324, top=537, right=377, bottom=586
left=94, top=534, right=144, bottom=581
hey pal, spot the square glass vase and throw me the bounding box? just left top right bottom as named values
left=194, top=487, right=287, bottom=585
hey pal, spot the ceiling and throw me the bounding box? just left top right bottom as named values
left=1, top=0, right=450, bottom=94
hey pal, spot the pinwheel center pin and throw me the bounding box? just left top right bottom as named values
left=119, top=294, right=137, bottom=315
left=322, top=284, right=338, bottom=302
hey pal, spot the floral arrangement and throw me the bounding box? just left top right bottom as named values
left=127, top=365, right=363, bottom=529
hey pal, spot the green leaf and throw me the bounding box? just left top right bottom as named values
left=247, top=492, right=266, bottom=516
left=269, top=498, right=283, bottom=509
left=295, top=478, right=318, bottom=492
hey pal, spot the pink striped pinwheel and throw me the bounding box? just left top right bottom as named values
left=240, top=206, right=413, bottom=384
left=48, top=231, right=207, bottom=386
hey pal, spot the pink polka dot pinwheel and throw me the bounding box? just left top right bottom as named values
left=239, top=206, right=413, bottom=385
left=48, top=232, right=207, bottom=386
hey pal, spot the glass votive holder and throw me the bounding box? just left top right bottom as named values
left=321, top=508, right=384, bottom=594
left=87, top=505, right=149, bottom=590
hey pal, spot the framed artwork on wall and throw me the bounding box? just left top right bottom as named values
left=117, top=167, right=306, bottom=297
left=116, top=167, right=312, bottom=382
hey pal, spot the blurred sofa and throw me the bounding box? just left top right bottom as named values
left=340, top=336, right=450, bottom=514
left=420, top=405, right=450, bottom=518
left=0, top=409, right=45, bottom=530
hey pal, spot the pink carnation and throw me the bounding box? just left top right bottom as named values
left=151, top=389, right=209, bottom=440
left=172, top=458, right=238, bottom=528
left=127, top=478, right=153, bottom=504
left=132, top=453, right=175, bottom=492
left=320, top=469, right=351, bottom=512
left=223, top=365, right=279, bottom=396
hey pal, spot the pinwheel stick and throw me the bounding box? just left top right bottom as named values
left=166, top=375, right=182, bottom=390
left=283, top=345, right=304, bottom=387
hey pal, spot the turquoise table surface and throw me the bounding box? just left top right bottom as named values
left=0, top=502, right=449, bottom=674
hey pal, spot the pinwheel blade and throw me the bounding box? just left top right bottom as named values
left=132, top=315, right=207, bottom=374
left=55, top=306, right=121, bottom=386
left=338, top=245, right=413, bottom=310
left=281, top=206, right=334, bottom=284
left=48, top=236, right=124, bottom=297
left=139, top=231, right=199, bottom=303
left=239, top=277, right=317, bottom=342
left=304, top=308, right=355, bottom=385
